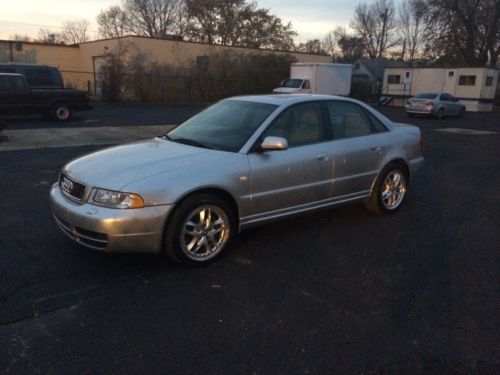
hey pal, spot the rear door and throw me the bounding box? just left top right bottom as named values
left=325, top=101, right=389, bottom=198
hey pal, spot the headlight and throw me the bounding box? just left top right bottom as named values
left=90, top=188, right=144, bottom=209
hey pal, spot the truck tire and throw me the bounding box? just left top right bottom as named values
left=51, top=102, right=73, bottom=121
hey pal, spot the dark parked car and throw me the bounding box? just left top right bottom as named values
left=0, top=73, right=92, bottom=121
left=0, top=63, right=64, bottom=89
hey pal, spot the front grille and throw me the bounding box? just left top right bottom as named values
left=54, top=215, right=108, bottom=250
left=59, top=173, right=86, bottom=201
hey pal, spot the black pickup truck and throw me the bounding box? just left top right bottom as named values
left=0, top=73, right=92, bottom=121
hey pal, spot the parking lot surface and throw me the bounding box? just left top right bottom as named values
left=0, top=104, right=499, bottom=374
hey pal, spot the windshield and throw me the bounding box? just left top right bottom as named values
left=281, top=79, right=303, bottom=88
left=167, top=100, right=277, bottom=152
left=414, top=93, right=438, bottom=99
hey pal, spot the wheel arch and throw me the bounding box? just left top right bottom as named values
left=48, top=98, right=74, bottom=108
left=371, top=158, right=410, bottom=192
left=167, top=187, right=240, bottom=232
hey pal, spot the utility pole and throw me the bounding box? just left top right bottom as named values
left=379, top=7, right=389, bottom=59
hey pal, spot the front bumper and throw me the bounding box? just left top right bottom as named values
left=50, top=183, right=173, bottom=253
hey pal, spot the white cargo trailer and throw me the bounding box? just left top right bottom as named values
left=273, top=63, right=352, bottom=95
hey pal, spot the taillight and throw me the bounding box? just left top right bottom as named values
left=426, top=101, right=433, bottom=107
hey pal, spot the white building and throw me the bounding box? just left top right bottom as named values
left=382, top=67, right=499, bottom=111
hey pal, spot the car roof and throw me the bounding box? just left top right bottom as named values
left=225, top=94, right=356, bottom=106
left=0, top=73, right=24, bottom=77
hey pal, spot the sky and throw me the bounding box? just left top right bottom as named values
left=0, top=0, right=356, bottom=42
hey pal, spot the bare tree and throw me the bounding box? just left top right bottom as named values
left=322, top=31, right=336, bottom=57
left=97, top=6, right=130, bottom=38
left=398, top=0, right=426, bottom=63
left=9, top=34, right=32, bottom=42
left=424, top=0, right=500, bottom=67
left=62, top=20, right=90, bottom=44
left=186, top=0, right=297, bottom=49
left=125, top=0, right=185, bottom=38
left=351, top=0, right=398, bottom=59
left=334, top=26, right=366, bottom=62
left=36, top=29, right=65, bottom=44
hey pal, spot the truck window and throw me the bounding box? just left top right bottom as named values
left=0, top=77, right=9, bottom=90
left=11, top=76, right=27, bottom=90
left=26, top=68, right=54, bottom=86
left=0, top=67, right=16, bottom=73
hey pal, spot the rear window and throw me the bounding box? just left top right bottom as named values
left=415, top=93, right=438, bottom=99
left=0, top=67, right=16, bottom=73
left=25, top=68, right=54, bottom=86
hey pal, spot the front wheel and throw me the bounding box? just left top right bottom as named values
left=164, top=194, right=234, bottom=266
left=50, top=102, right=73, bottom=121
left=436, top=108, right=444, bottom=119
left=366, top=163, right=408, bottom=214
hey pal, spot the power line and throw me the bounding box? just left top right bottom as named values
left=0, top=19, right=99, bottom=33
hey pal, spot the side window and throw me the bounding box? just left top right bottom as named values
left=364, top=110, right=388, bottom=133
left=10, top=76, right=26, bottom=90
left=25, top=68, right=54, bottom=86
left=302, top=80, right=310, bottom=89
left=0, top=77, right=9, bottom=90
left=262, top=102, right=326, bottom=147
left=326, top=101, right=379, bottom=139
left=0, top=67, right=16, bottom=73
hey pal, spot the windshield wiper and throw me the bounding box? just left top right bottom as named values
left=169, top=137, right=213, bottom=149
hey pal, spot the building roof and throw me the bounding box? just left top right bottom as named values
left=356, top=58, right=410, bottom=80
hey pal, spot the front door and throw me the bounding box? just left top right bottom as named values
left=247, top=101, right=333, bottom=218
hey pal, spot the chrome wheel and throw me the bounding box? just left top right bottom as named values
left=180, top=204, right=230, bottom=261
left=381, top=171, right=407, bottom=210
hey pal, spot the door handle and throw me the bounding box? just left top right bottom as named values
left=316, top=153, right=328, bottom=161
left=371, top=146, right=383, bottom=152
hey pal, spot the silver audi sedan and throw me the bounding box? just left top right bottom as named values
left=405, top=92, right=466, bottom=118
left=50, top=95, right=424, bottom=266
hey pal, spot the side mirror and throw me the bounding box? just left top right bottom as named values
left=260, top=136, right=288, bottom=151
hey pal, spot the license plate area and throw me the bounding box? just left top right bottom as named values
left=59, top=174, right=86, bottom=200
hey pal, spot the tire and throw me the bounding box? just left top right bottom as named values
left=366, top=163, right=409, bottom=214
left=50, top=102, right=73, bottom=121
left=164, top=193, right=234, bottom=266
left=436, top=108, right=444, bottom=119
left=407, top=113, right=415, bottom=118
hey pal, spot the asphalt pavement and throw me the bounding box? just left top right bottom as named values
left=0, top=104, right=499, bottom=374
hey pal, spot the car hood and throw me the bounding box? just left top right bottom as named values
left=63, top=137, right=228, bottom=190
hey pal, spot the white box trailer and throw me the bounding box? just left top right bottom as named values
left=273, top=63, right=352, bottom=96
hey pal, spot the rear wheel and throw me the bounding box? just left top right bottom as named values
left=50, top=102, right=73, bottom=121
left=165, top=193, right=234, bottom=266
left=366, top=163, right=408, bottom=214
